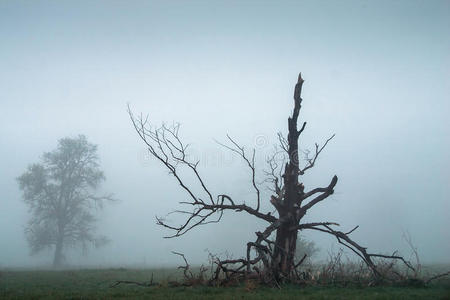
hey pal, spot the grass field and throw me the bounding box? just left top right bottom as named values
left=1, top=268, right=449, bottom=299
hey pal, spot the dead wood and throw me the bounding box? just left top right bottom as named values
left=129, top=73, right=421, bottom=285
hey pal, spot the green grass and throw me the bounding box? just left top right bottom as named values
left=0, top=268, right=449, bottom=299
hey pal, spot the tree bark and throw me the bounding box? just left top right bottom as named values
left=272, top=222, right=298, bottom=277
left=53, top=238, right=63, bottom=267
left=53, top=224, right=64, bottom=268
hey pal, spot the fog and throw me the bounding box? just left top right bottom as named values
left=1, top=0, right=449, bottom=268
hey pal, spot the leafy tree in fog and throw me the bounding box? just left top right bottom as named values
left=17, top=135, right=113, bottom=267
left=296, top=237, right=319, bottom=262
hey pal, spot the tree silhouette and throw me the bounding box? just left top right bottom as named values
left=17, top=135, right=114, bottom=267
left=129, top=73, right=413, bottom=284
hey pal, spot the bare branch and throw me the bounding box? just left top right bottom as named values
left=130, top=107, right=279, bottom=238
left=172, top=251, right=193, bottom=278
left=300, top=134, right=335, bottom=175
left=301, top=175, right=338, bottom=211
left=130, top=112, right=246, bottom=236
left=110, top=273, right=156, bottom=288
left=425, top=271, right=450, bottom=284
left=299, top=223, right=416, bottom=278
left=216, top=135, right=261, bottom=211
left=263, top=149, right=285, bottom=195
left=277, top=132, right=289, bottom=153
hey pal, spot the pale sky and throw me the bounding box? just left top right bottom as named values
left=0, top=0, right=449, bottom=267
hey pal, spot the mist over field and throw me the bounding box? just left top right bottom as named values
left=1, top=0, right=449, bottom=269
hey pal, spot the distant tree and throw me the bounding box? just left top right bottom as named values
left=295, top=237, right=319, bottom=262
left=17, top=135, right=113, bottom=267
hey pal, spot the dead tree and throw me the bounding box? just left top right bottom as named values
left=129, top=73, right=413, bottom=284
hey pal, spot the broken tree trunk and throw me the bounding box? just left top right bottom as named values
left=270, top=74, right=305, bottom=278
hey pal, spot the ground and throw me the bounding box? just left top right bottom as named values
left=0, top=268, right=449, bottom=299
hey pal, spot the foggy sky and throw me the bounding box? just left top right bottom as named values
left=1, top=0, right=449, bottom=267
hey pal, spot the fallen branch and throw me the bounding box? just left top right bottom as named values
left=110, top=273, right=155, bottom=288
left=425, top=271, right=450, bottom=284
